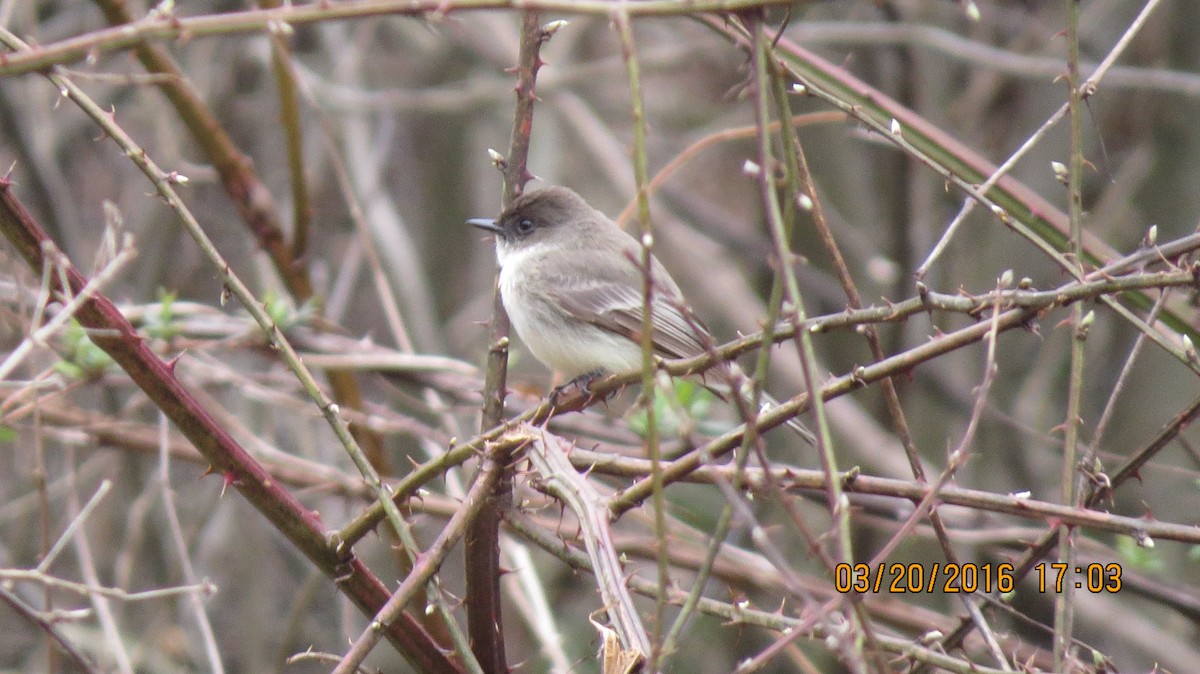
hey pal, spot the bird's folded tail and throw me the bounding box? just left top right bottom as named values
left=698, top=364, right=816, bottom=446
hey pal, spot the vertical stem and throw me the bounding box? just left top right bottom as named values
left=1057, top=0, right=1085, bottom=667
left=749, top=17, right=865, bottom=671
left=614, top=8, right=666, bottom=667
left=466, top=11, right=547, bottom=673
left=33, top=405, right=58, bottom=673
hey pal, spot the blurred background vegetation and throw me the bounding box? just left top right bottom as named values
left=1, top=1, right=1199, bottom=672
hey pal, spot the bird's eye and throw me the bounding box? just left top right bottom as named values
left=516, top=218, right=534, bottom=233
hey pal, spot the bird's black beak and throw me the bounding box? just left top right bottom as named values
left=468, top=218, right=503, bottom=235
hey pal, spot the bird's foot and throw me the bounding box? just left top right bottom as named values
left=549, top=370, right=607, bottom=408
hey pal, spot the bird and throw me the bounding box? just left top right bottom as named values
left=469, top=185, right=814, bottom=444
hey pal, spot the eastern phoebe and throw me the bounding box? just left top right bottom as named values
left=470, top=186, right=813, bottom=444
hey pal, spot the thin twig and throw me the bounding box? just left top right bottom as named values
left=1055, top=2, right=1087, bottom=666
left=155, top=414, right=225, bottom=673
left=0, top=585, right=102, bottom=674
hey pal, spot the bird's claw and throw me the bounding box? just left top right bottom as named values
left=549, top=371, right=607, bottom=407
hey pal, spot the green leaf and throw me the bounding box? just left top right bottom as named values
left=627, top=378, right=717, bottom=438
left=143, top=288, right=180, bottom=341
left=263, top=289, right=304, bottom=331
left=55, top=321, right=115, bottom=380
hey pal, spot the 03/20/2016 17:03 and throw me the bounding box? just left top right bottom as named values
left=834, top=562, right=1124, bottom=595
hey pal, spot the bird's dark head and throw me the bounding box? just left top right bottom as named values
left=468, top=186, right=598, bottom=246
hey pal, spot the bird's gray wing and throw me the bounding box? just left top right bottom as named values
left=535, top=253, right=710, bottom=360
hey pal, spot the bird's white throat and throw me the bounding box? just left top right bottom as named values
left=495, top=239, right=548, bottom=271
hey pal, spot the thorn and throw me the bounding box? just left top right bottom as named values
left=221, top=471, right=237, bottom=496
